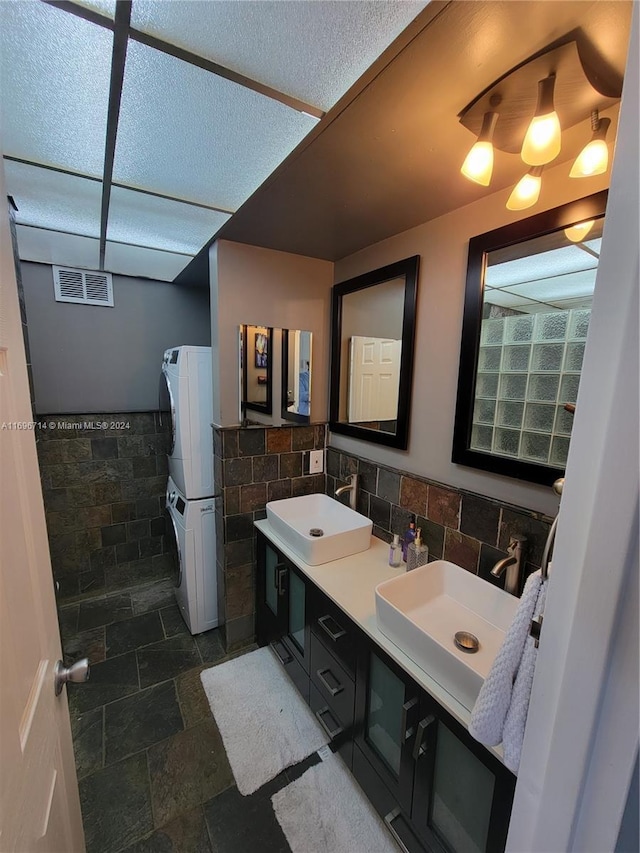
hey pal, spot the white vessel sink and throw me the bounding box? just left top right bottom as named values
left=376, top=561, right=518, bottom=711
left=266, top=493, right=372, bottom=566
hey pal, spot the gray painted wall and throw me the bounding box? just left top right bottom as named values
left=21, top=262, right=211, bottom=414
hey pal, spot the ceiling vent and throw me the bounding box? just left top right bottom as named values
left=53, top=266, right=114, bottom=307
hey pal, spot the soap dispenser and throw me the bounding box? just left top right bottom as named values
left=407, top=528, right=428, bottom=571
left=389, top=534, right=402, bottom=568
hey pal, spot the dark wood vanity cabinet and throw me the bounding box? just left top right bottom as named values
left=255, top=531, right=515, bottom=853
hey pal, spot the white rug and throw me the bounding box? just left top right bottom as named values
left=272, top=752, right=398, bottom=853
left=200, top=646, right=328, bottom=795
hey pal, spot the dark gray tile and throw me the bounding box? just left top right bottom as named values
left=253, top=454, right=279, bottom=482
left=356, top=489, right=370, bottom=518
left=92, top=437, right=118, bottom=460
left=117, top=541, right=140, bottom=564
left=460, top=494, right=501, bottom=546
left=58, top=604, right=79, bottom=639
left=499, top=509, right=551, bottom=567
left=195, top=629, right=225, bottom=665
left=225, top=513, right=254, bottom=543
left=224, top=539, right=253, bottom=570
left=80, top=752, right=153, bottom=853
left=291, top=425, right=315, bottom=451
left=63, top=625, right=106, bottom=665
left=137, top=636, right=201, bottom=689
left=101, top=523, right=127, bottom=547
left=148, top=720, right=234, bottom=827
left=139, top=537, right=163, bottom=558
left=326, top=448, right=340, bottom=478
left=150, top=516, right=166, bottom=537
left=357, top=460, right=377, bottom=494
left=267, top=479, right=291, bottom=502
left=128, top=519, right=151, bottom=540
left=161, top=604, right=191, bottom=638
left=106, top=611, right=164, bottom=657
left=70, top=706, right=104, bottom=779
left=112, top=501, right=137, bottom=523
left=203, top=776, right=290, bottom=853
left=224, top=457, right=252, bottom=487
left=417, top=516, right=446, bottom=560
left=279, top=452, right=302, bottom=479
left=133, top=456, right=157, bottom=479
left=78, top=593, right=133, bottom=631
left=69, top=651, right=139, bottom=714
left=238, top=428, right=265, bottom=457
left=369, top=495, right=391, bottom=530
left=377, top=468, right=400, bottom=505
left=105, top=681, right=183, bottom=765
left=222, top=429, right=239, bottom=459
left=90, top=546, right=116, bottom=572
left=79, top=567, right=106, bottom=597
left=130, top=580, right=175, bottom=614
left=119, top=806, right=212, bottom=853
left=339, top=453, right=358, bottom=480
left=390, top=504, right=413, bottom=538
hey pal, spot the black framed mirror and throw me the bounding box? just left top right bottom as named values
left=330, top=256, right=419, bottom=449
left=241, top=324, right=273, bottom=416
left=281, top=329, right=312, bottom=424
left=453, top=190, right=607, bottom=485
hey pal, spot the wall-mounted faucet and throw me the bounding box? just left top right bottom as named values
left=335, top=473, right=358, bottom=511
left=491, top=535, right=527, bottom=595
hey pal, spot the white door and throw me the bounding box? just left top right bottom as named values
left=0, top=180, right=85, bottom=848
left=348, top=336, right=401, bottom=422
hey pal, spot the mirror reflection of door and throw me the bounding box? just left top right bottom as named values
left=348, top=336, right=401, bottom=428
left=282, top=329, right=312, bottom=423
left=240, top=324, right=273, bottom=416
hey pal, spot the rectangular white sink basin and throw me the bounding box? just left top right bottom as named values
left=376, top=561, right=518, bottom=711
left=266, top=493, right=372, bottom=566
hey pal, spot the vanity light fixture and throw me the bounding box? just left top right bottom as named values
left=458, top=37, right=622, bottom=212
left=460, top=111, right=499, bottom=186
left=564, top=219, right=595, bottom=242
left=520, top=75, right=562, bottom=166
left=570, top=111, right=611, bottom=178
left=506, top=167, right=543, bottom=211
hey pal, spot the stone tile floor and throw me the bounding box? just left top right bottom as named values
left=59, top=578, right=306, bottom=853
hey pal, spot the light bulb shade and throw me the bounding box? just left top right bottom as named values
left=564, top=220, right=595, bottom=242
left=460, top=112, right=498, bottom=186
left=507, top=167, right=543, bottom=211
left=521, top=76, right=562, bottom=165
left=570, top=118, right=611, bottom=177
left=461, top=141, right=494, bottom=185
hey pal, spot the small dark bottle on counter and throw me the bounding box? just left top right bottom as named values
left=402, top=520, right=416, bottom=562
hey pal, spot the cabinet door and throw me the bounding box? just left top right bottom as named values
left=282, top=564, right=311, bottom=673
left=412, top=700, right=515, bottom=853
left=256, top=535, right=287, bottom=644
left=355, top=645, right=421, bottom=814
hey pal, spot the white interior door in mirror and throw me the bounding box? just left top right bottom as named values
left=348, top=336, right=401, bottom=423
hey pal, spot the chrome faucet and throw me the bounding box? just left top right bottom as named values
left=335, top=473, right=358, bottom=511
left=491, top=535, right=526, bottom=595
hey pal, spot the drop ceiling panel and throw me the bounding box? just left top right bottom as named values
left=503, top=269, right=597, bottom=303
left=112, top=39, right=317, bottom=210
left=15, top=225, right=100, bottom=270
left=0, top=1, right=112, bottom=176
left=107, top=186, right=230, bottom=255
left=5, top=161, right=102, bottom=237
left=130, top=0, right=429, bottom=112
left=73, top=0, right=116, bottom=18
left=486, top=247, right=598, bottom=289
left=104, top=242, right=190, bottom=282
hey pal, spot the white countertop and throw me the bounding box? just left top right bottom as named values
left=255, top=519, right=501, bottom=749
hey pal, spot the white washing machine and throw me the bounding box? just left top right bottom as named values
left=166, top=476, right=219, bottom=635
left=159, top=345, right=213, bottom=500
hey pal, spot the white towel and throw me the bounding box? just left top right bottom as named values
left=469, top=570, right=547, bottom=773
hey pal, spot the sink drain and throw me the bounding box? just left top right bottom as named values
left=309, top=528, right=324, bottom=537
left=454, top=631, right=480, bottom=653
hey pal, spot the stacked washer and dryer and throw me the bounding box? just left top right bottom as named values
left=160, top=346, right=219, bottom=635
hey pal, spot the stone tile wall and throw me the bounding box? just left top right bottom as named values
left=37, top=413, right=175, bottom=604
left=213, top=424, right=326, bottom=649
left=326, top=447, right=553, bottom=595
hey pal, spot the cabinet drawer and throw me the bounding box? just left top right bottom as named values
left=309, top=683, right=353, bottom=769
left=310, top=592, right=357, bottom=679
left=310, top=632, right=355, bottom=729
left=271, top=639, right=309, bottom=704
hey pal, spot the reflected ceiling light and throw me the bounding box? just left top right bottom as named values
left=521, top=75, right=562, bottom=166
left=460, top=111, right=499, bottom=186
left=564, top=220, right=595, bottom=242
left=506, top=167, right=543, bottom=211
left=570, top=112, right=611, bottom=177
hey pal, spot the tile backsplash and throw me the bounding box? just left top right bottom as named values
left=326, top=447, right=553, bottom=592
left=37, top=413, right=176, bottom=604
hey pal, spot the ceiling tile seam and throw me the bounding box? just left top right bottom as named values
left=487, top=265, right=599, bottom=291
left=41, top=0, right=324, bottom=119
left=3, top=156, right=234, bottom=215
left=127, top=27, right=325, bottom=119
left=99, top=0, right=132, bottom=270
left=16, top=222, right=195, bottom=257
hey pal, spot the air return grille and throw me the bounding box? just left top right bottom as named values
left=53, top=266, right=113, bottom=307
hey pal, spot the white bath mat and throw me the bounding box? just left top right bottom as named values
left=200, top=646, right=328, bottom=795
left=272, top=752, right=397, bottom=853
